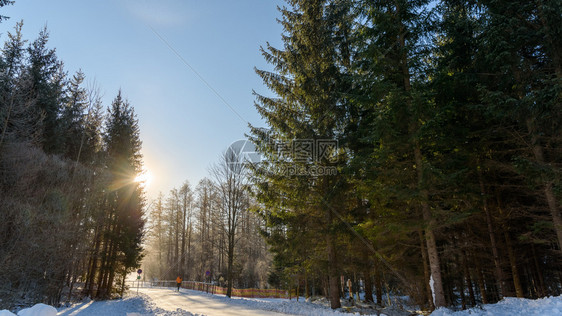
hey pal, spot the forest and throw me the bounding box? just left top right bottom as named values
left=247, top=0, right=562, bottom=311
left=142, top=162, right=271, bottom=296
left=0, top=0, right=561, bottom=313
left=0, top=14, right=145, bottom=310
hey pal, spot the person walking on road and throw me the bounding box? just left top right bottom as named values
left=176, top=276, right=183, bottom=291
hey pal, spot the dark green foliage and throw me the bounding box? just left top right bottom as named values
left=0, top=22, right=146, bottom=308
left=253, top=0, right=562, bottom=310
left=60, top=70, right=87, bottom=160
left=251, top=0, right=356, bottom=309
left=23, top=27, right=66, bottom=154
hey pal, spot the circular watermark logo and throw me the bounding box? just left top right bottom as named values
left=225, top=139, right=262, bottom=173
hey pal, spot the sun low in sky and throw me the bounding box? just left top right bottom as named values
left=135, top=168, right=153, bottom=188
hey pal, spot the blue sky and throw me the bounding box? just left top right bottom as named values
left=0, top=0, right=284, bottom=201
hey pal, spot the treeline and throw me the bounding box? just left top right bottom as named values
left=250, top=0, right=562, bottom=311
left=0, top=20, right=145, bottom=308
left=143, top=153, right=271, bottom=296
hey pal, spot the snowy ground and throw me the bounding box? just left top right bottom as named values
left=56, top=294, right=192, bottom=316
left=55, top=287, right=383, bottom=316
left=4, top=288, right=560, bottom=316
left=430, top=295, right=562, bottom=316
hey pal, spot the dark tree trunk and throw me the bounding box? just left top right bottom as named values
left=462, top=251, right=476, bottom=306
left=226, top=234, right=235, bottom=298
left=473, top=256, right=488, bottom=304
left=419, top=230, right=434, bottom=309
left=374, top=259, right=383, bottom=306
left=504, top=230, right=524, bottom=297
left=325, top=208, right=341, bottom=309
left=363, top=266, right=374, bottom=303
left=479, top=168, right=506, bottom=298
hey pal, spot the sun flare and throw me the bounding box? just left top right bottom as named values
left=134, top=169, right=153, bottom=187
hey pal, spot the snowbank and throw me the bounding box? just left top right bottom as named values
left=430, top=295, right=562, bottom=316
left=17, top=304, right=57, bottom=316
left=0, top=310, right=16, bottom=316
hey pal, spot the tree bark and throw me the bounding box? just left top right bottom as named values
left=326, top=208, right=341, bottom=309
left=180, top=195, right=187, bottom=277
left=479, top=166, right=506, bottom=298
left=526, top=118, right=562, bottom=251
left=305, top=272, right=309, bottom=300
left=462, top=251, right=476, bottom=306
left=226, top=222, right=235, bottom=298
left=85, top=224, right=102, bottom=297
left=374, top=258, right=383, bottom=306
left=414, top=145, right=447, bottom=308
left=394, top=2, right=446, bottom=304
left=473, top=255, right=488, bottom=304
left=504, top=230, right=524, bottom=297
left=363, top=258, right=374, bottom=303
left=531, top=244, right=546, bottom=297
left=419, top=230, right=434, bottom=309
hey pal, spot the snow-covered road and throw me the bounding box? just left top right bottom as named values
left=137, top=288, right=291, bottom=316
left=36, top=287, right=562, bottom=316
left=57, top=287, right=360, bottom=315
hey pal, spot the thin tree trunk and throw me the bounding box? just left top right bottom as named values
left=473, top=255, right=488, bottom=304
left=325, top=208, right=341, bottom=309
left=374, top=258, right=383, bottom=306
left=414, top=144, right=446, bottom=308
left=187, top=220, right=192, bottom=279
left=175, top=200, right=180, bottom=275
left=95, top=236, right=110, bottom=298
left=85, top=225, right=102, bottom=297
left=479, top=166, right=506, bottom=297
left=105, top=223, right=121, bottom=299
left=526, top=119, right=562, bottom=251
left=180, top=198, right=187, bottom=277
left=305, top=272, right=309, bottom=300
left=504, top=230, right=524, bottom=297
left=419, top=230, right=434, bottom=310
left=226, top=234, right=234, bottom=298
left=119, top=270, right=126, bottom=298
left=395, top=2, right=446, bottom=302
left=455, top=254, right=466, bottom=310
left=532, top=244, right=545, bottom=297
left=363, top=260, right=374, bottom=303
left=462, top=251, right=476, bottom=306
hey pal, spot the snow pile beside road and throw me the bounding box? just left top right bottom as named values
left=0, top=303, right=57, bottom=316
left=18, top=304, right=57, bottom=316
left=431, top=295, right=562, bottom=316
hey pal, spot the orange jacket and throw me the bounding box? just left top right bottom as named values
left=176, top=277, right=182, bottom=283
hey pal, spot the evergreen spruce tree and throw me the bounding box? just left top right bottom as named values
left=60, top=70, right=88, bottom=160
left=96, top=90, right=145, bottom=298
left=350, top=0, right=450, bottom=307
left=0, top=22, right=42, bottom=147
left=251, top=0, right=354, bottom=308
left=23, top=27, right=66, bottom=154
left=478, top=0, right=562, bottom=253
